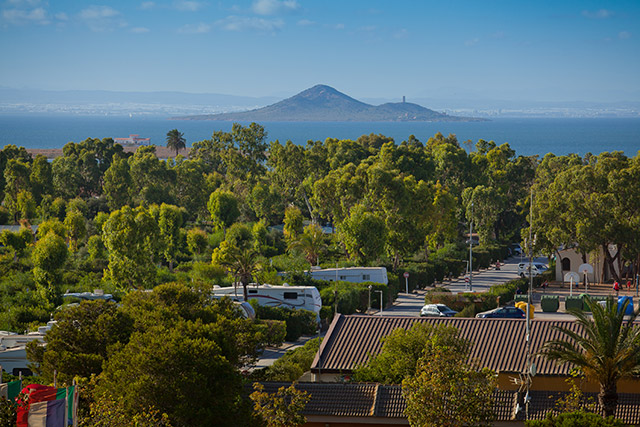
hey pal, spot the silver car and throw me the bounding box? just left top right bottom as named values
left=420, top=304, right=458, bottom=317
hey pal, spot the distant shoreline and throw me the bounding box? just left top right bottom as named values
left=26, top=145, right=190, bottom=160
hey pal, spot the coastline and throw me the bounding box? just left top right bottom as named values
left=26, top=145, right=191, bottom=160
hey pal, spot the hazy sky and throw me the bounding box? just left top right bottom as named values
left=1, top=0, right=639, bottom=102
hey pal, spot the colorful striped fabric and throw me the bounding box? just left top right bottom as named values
left=0, top=380, right=22, bottom=400
left=17, top=384, right=70, bottom=427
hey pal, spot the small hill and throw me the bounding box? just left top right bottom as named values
left=173, top=85, right=483, bottom=122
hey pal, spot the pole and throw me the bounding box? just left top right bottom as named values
left=368, top=285, right=372, bottom=314
left=469, top=201, right=474, bottom=292
left=376, top=290, right=383, bottom=314
left=570, top=277, right=573, bottom=297
left=525, top=188, right=533, bottom=421
left=335, top=263, right=338, bottom=316
left=405, top=275, right=409, bottom=294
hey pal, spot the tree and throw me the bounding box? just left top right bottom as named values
left=208, top=189, right=240, bottom=235
left=166, top=129, right=186, bottom=157
left=339, top=204, right=387, bottom=264
left=155, top=203, right=184, bottom=271
left=186, top=228, right=208, bottom=257
left=539, top=297, right=640, bottom=418
left=283, top=205, right=304, bottom=244
left=64, top=209, right=86, bottom=252
left=212, top=223, right=260, bottom=301
left=353, top=323, right=463, bottom=384
left=26, top=300, right=133, bottom=384
left=31, top=231, right=68, bottom=303
left=101, top=206, right=159, bottom=290
left=401, top=326, right=497, bottom=427
left=290, top=223, right=326, bottom=266
left=103, top=155, right=132, bottom=210
left=251, top=383, right=310, bottom=427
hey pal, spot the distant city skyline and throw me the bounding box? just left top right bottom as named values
left=1, top=0, right=639, bottom=103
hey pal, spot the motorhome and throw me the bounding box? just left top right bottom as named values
left=211, top=284, right=322, bottom=315
left=308, top=267, right=388, bottom=285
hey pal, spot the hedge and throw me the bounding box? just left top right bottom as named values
left=251, top=303, right=318, bottom=341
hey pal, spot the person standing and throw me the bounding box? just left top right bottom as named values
left=613, top=280, right=620, bottom=296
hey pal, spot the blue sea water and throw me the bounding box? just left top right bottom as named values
left=0, top=114, right=639, bottom=157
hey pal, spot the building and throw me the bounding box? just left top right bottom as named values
left=113, top=134, right=150, bottom=146
left=309, top=314, right=640, bottom=393
left=555, top=246, right=622, bottom=283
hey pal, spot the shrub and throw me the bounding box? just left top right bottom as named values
left=526, top=410, right=624, bottom=426
left=252, top=303, right=317, bottom=342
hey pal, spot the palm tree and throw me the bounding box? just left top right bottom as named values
left=540, top=297, right=640, bottom=418
left=290, top=223, right=326, bottom=266
left=165, top=129, right=186, bottom=156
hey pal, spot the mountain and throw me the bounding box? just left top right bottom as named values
left=174, top=85, right=484, bottom=122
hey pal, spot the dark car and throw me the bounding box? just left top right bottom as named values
left=475, top=306, right=525, bottom=319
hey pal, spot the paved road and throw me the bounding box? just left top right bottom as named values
left=379, top=256, right=550, bottom=317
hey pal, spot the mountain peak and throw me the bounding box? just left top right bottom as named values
left=174, top=85, right=485, bottom=122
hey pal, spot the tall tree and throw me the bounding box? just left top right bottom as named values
left=208, top=189, right=240, bottom=235
left=166, top=129, right=186, bottom=157
left=540, top=297, right=640, bottom=418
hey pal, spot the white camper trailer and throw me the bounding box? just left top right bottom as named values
left=211, top=284, right=322, bottom=315
left=309, top=267, right=388, bottom=285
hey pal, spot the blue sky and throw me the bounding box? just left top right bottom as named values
left=1, top=0, right=638, bottom=102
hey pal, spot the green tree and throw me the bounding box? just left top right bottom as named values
left=103, top=155, right=132, bottom=210
left=186, top=228, right=208, bottom=257
left=339, top=204, right=387, bottom=264
left=29, top=154, right=53, bottom=203
left=208, top=189, right=240, bottom=235
left=526, top=411, right=625, bottom=427
left=290, top=223, right=326, bottom=266
left=101, top=206, right=159, bottom=290
left=156, top=203, right=184, bottom=271
left=31, top=231, right=68, bottom=303
left=251, top=383, right=310, bottom=427
left=166, top=129, right=186, bottom=157
left=26, top=300, right=133, bottom=384
left=283, top=205, right=304, bottom=244
left=402, top=326, right=497, bottom=427
left=212, top=223, right=260, bottom=300
left=539, top=297, right=640, bottom=418
left=64, top=209, right=87, bottom=252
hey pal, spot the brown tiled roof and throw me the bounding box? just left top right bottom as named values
left=255, top=382, right=515, bottom=420
left=311, top=315, right=583, bottom=376
left=254, top=383, right=640, bottom=424
left=520, top=390, right=640, bottom=423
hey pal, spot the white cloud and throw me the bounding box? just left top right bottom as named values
left=465, top=38, right=479, bottom=47
left=582, top=9, right=614, bottom=19
left=297, top=19, right=315, bottom=26
left=131, top=26, right=150, bottom=33
left=215, top=15, right=283, bottom=32
left=140, top=1, right=155, bottom=10
left=251, top=0, right=299, bottom=15
left=334, top=23, right=344, bottom=30
left=174, top=1, right=204, bottom=12
left=54, top=12, right=68, bottom=21
left=619, top=31, right=631, bottom=39
left=178, top=22, right=211, bottom=33
left=78, top=5, right=125, bottom=32
left=2, top=6, right=49, bottom=25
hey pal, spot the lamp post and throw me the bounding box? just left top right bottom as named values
left=368, top=285, right=372, bottom=314
left=376, top=290, right=383, bottom=314
left=469, top=201, right=474, bottom=291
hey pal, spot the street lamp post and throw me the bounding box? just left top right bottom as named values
left=376, top=290, right=383, bottom=314
left=469, top=201, right=474, bottom=291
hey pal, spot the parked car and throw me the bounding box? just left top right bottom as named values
left=517, top=262, right=548, bottom=278
left=475, top=306, right=526, bottom=319
left=420, top=304, right=458, bottom=317
left=511, top=243, right=523, bottom=256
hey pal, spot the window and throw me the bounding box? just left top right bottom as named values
left=340, top=275, right=347, bottom=280
left=363, top=274, right=370, bottom=280
left=248, top=290, right=258, bottom=294
left=562, top=257, right=571, bottom=271
left=283, top=292, right=298, bottom=300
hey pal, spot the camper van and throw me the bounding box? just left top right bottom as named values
left=211, top=284, right=322, bottom=315
left=308, top=267, right=388, bottom=285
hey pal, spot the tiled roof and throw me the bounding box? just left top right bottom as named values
left=520, top=391, right=640, bottom=423
left=254, top=382, right=515, bottom=420
left=254, top=383, right=640, bottom=424
left=311, top=315, right=584, bottom=375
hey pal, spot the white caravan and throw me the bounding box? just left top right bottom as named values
left=308, top=267, right=388, bottom=285
left=211, top=284, right=322, bottom=315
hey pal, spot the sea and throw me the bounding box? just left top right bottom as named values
left=1, top=114, right=639, bottom=157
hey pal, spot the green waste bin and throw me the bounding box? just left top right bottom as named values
left=541, top=295, right=559, bottom=312
left=565, top=296, right=582, bottom=311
